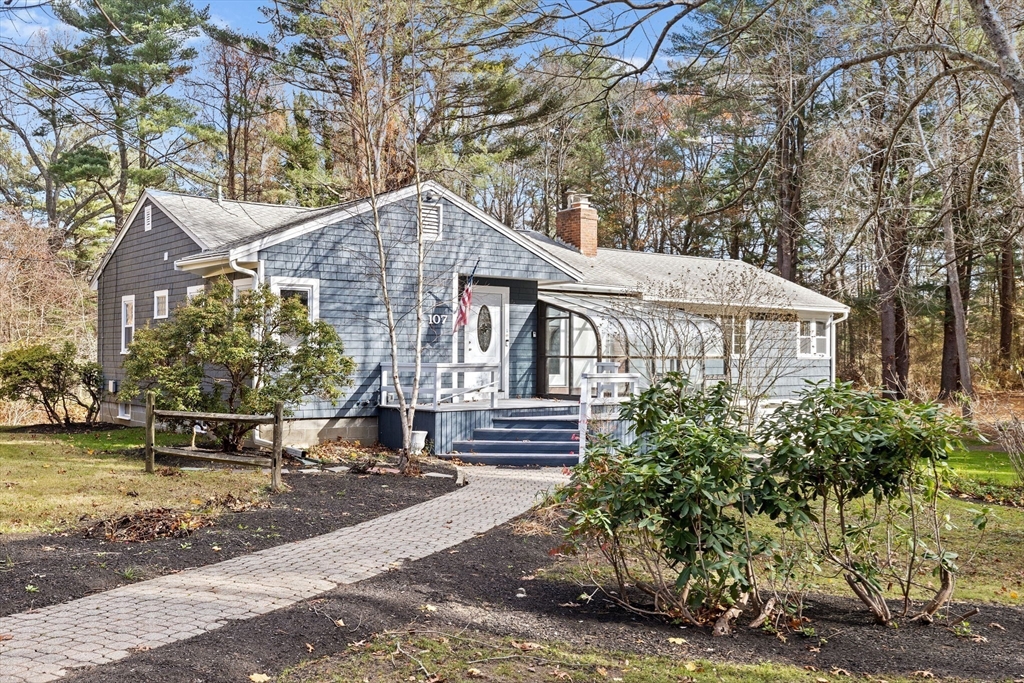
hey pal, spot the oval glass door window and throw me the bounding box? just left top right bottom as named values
left=477, top=305, right=492, bottom=352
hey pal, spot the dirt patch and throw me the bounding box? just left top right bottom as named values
left=55, top=522, right=1024, bottom=683
left=0, top=468, right=456, bottom=617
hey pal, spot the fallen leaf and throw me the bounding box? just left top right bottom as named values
left=804, top=666, right=819, bottom=672
left=668, top=637, right=687, bottom=645
left=129, top=645, right=150, bottom=653
left=815, top=678, right=829, bottom=683
left=512, top=641, right=542, bottom=651
left=911, top=672, right=935, bottom=680
left=467, top=667, right=485, bottom=678
left=334, top=618, right=345, bottom=628
left=212, top=545, right=222, bottom=552
left=684, top=661, right=698, bottom=671
left=989, top=622, right=1005, bottom=630
left=595, top=666, right=608, bottom=677
left=558, top=602, right=580, bottom=608
left=831, top=668, right=851, bottom=676
left=249, top=675, right=270, bottom=683
left=0, top=634, right=13, bottom=642
left=305, top=642, right=314, bottom=652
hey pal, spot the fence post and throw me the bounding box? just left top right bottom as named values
left=271, top=401, right=284, bottom=492
left=578, top=375, right=589, bottom=464
left=145, top=391, right=155, bottom=474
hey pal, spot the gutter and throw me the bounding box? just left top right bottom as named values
left=830, top=309, right=850, bottom=383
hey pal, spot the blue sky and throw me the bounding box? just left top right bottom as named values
left=202, top=0, right=273, bottom=36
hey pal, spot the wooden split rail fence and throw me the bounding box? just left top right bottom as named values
left=144, top=392, right=285, bottom=491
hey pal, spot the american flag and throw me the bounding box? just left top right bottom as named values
left=453, top=272, right=474, bottom=333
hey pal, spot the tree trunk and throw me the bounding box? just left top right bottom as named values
left=999, top=241, right=1015, bottom=365
left=775, top=97, right=803, bottom=282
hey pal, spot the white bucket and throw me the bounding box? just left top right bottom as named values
left=410, top=430, right=428, bottom=454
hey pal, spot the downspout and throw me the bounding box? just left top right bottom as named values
left=830, top=310, right=850, bottom=384
left=228, top=257, right=261, bottom=285
left=230, top=257, right=266, bottom=446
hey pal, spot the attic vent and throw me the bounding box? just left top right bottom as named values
left=144, top=205, right=152, bottom=231
left=419, top=202, right=442, bottom=240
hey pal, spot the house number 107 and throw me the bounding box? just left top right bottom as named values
left=429, top=314, right=448, bottom=325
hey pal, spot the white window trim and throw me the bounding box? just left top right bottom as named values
left=232, top=277, right=255, bottom=300
left=268, top=276, right=320, bottom=321
left=117, top=402, right=131, bottom=420
left=797, top=317, right=831, bottom=359
left=120, top=295, right=135, bottom=354
left=144, top=205, right=152, bottom=231
left=186, top=284, right=205, bottom=299
left=718, top=316, right=749, bottom=359
left=153, top=289, right=169, bottom=319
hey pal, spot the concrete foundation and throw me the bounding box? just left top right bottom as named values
left=259, top=416, right=378, bottom=448
left=99, top=400, right=377, bottom=449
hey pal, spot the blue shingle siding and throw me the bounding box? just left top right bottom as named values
left=97, top=201, right=205, bottom=415
left=725, top=318, right=831, bottom=400
left=260, top=197, right=570, bottom=420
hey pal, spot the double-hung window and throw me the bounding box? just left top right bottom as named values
left=720, top=316, right=748, bottom=358
left=269, top=277, right=320, bottom=346
left=798, top=319, right=830, bottom=357
left=121, top=295, right=135, bottom=354
left=153, top=290, right=169, bottom=319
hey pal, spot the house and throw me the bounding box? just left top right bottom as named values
left=90, top=182, right=849, bottom=465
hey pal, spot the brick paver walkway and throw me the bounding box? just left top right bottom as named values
left=0, top=467, right=566, bottom=683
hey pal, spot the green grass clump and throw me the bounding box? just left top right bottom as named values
left=0, top=427, right=265, bottom=535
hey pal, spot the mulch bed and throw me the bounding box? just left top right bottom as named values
left=55, top=522, right=1024, bottom=683
left=0, top=468, right=456, bottom=617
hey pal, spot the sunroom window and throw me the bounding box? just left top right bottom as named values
left=541, top=304, right=599, bottom=395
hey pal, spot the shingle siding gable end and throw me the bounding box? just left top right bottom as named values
left=96, top=201, right=206, bottom=413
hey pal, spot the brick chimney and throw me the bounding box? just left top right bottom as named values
left=556, top=192, right=598, bottom=257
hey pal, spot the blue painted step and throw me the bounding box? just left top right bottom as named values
left=492, top=416, right=579, bottom=430
left=443, top=413, right=582, bottom=466
left=472, top=428, right=578, bottom=442
left=451, top=439, right=579, bottom=454
left=450, top=453, right=580, bottom=467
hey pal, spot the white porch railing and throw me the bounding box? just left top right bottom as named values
left=578, top=371, right=644, bottom=462
left=379, top=362, right=501, bottom=409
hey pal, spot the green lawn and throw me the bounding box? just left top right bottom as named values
left=947, top=449, right=1020, bottom=486
left=0, top=426, right=268, bottom=535
left=278, top=630, right=968, bottom=683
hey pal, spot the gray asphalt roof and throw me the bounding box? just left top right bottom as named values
left=149, top=190, right=344, bottom=251
left=525, top=232, right=848, bottom=312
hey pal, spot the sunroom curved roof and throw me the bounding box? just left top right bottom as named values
left=539, top=292, right=723, bottom=358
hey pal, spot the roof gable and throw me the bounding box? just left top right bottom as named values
left=174, top=181, right=582, bottom=282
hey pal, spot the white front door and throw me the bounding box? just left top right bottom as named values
left=464, top=285, right=508, bottom=398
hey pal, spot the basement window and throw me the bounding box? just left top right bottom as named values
left=118, top=402, right=131, bottom=420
